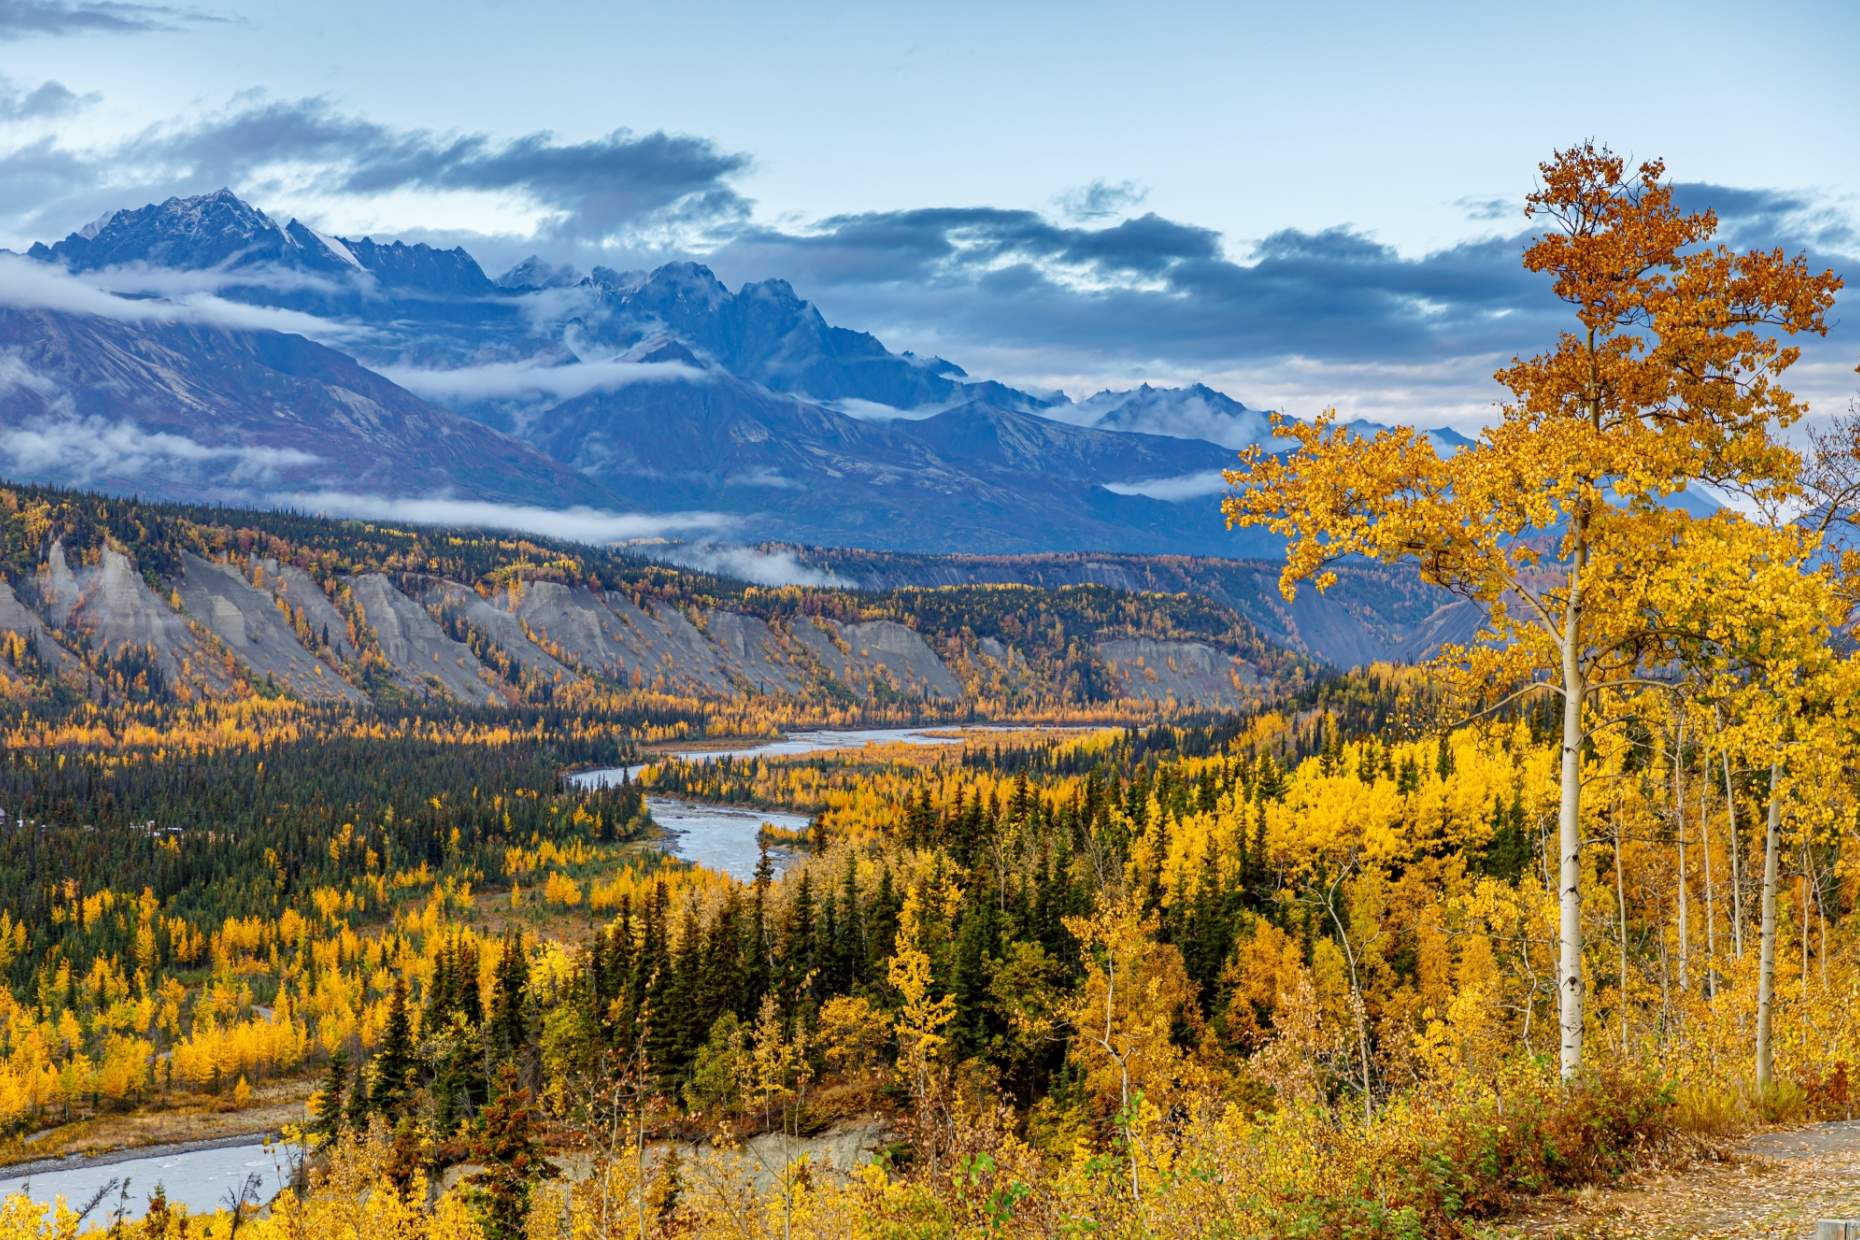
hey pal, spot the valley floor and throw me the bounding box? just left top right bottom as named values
left=1487, top=1121, right=1860, bottom=1239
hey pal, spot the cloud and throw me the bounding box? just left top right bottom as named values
left=6, top=94, right=750, bottom=250
left=703, top=179, right=1857, bottom=425
left=1041, top=386, right=1273, bottom=448
left=0, top=349, right=65, bottom=403
left=80, top=259, right=355, bottom=300
left=1454, top=196, right=1513, bottom=222
left=0, top=253, right=358, bottom=338
left=5, top=86, right=1851, bottom=431
left=0, top=77, right=92, bottom=120
left=653, top=541, right=847, bottom=588
left=1058, top=179, right=1149, bottom=221
left=709, top=211, right=1544, bottom=377
left=377, top=357, right=709, bottom=403
left=1671, top=181, right=1857, bottom=256
left=1100, top=470, right=1232, bottom=502
left=0, top=0, right=216, bottom=39
left=277, top=492, right=733, bottom=545
left=0, top=415, right=319, bottom=483
left=726, top=469, right=799, bottom=490
left=831, top=397, right=957, bottom=422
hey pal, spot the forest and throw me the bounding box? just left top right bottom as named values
left=0, top=144, right=1856, bottom=1238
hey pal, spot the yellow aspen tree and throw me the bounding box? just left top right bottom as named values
left=887, top=880, right=954, bottom=1173
left=1224, top=143, right=1840, bottom=1079
left=1649, top=514, right=1847, bottom=1089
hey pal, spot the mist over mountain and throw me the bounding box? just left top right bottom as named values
left=5, top=188, right=1455, bottom=558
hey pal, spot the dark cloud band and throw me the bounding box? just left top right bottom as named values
left=0, top=0, right=217, bottom=39
left=1, top=95, right=751, bottom=245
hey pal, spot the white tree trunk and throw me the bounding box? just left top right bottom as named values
left=1755, top=759, right=1783, bottom=1091
left=1723, top=748, right=1744, bottom=959
left=1557, top=642, right=1586, bottom=1080
left=1674, top=724, right=1690, bottom=995
left=1614, top=815, right=1630, bottom=1057
left=1700, top=748, right=1717, bottom=1002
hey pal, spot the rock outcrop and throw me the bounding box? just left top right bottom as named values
left=0, top=534, right=1272, bottom=712
left=176, top=553, right=363, bottom=704
left=348, top=574, right=498, bottom=703
left=1095, top=638, right=1256, bottom=708
left=33, top=542, right=232, bottom=694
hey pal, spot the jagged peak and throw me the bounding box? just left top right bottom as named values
left=741, top=276, right=800, bottom=303
left=75, top=207, right=120, bottom=241
left=588, top=266, right=647, bottom=293
left=283, top=219, right=363, bottom=269
left=496, top=255, right=583, bottom=290
left=149, top=188, right=278, bottom=229
left=639, top=260, right=727, bottom=296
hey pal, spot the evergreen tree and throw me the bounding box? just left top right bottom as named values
left=488, top=930, right=530, bottom=1062
left=315, top=1049, right=348, bottom=1147
left=370, top=977, right=418, bottom=1115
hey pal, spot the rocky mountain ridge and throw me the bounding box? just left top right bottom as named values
left=7, top=190, right=1337, bottom=556
left=0, top=488, right=1302, bottom=714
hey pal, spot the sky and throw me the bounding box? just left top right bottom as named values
left=2, top=0, right=1857, bottom=427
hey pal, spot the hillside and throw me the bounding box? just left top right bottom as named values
left=0, top=484, right=1317, bottom=720
left=0, top=304, right=612, bottom=509
left=776, top=544, right=1487, bottom=668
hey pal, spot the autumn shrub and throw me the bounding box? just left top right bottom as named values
left=1091, top=1064, right=1678, bottom=1239
left=1801, top=1061, right=1855, bottom=1120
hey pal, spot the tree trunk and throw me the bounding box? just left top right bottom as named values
left=1556, top=616, right=1586, bottom=1080
left=1614, top=814, right=1630, bottom=1057
left=1799, top=845, right=1811, bottom=1060
left=1700, top=748, right=1717, bottom=1003
left=1755, top=759, right=1783, bottom=1091
left=1674, top=724, right=1690, bottom=996
left=1325, top=883, right=1375, bottom=1126
left=1723, top=748, right=1744, bottom=959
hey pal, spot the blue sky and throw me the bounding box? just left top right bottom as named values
left=3, top=0, right=1856, bottom=425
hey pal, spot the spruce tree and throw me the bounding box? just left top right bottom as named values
left=370, top=977, right=418, bottom=1115
left=469, top=1064, right=557, bottom=1240
left=315, top=1049, right=348, bottom=1147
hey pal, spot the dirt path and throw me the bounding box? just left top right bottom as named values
left=1485, top=1120, right=1860, bottom=1239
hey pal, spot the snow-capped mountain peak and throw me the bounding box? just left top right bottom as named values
left=29, top=188, right=290, bottom=271
left=1045, top=381, right=1272, bottom=449
left=496, top=255, right=584, bottom=290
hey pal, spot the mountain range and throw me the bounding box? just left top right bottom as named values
left=4, top=189, right=1324, bottom=558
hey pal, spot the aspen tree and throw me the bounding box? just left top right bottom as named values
left=1224, top=144, right=1839, bottom=1078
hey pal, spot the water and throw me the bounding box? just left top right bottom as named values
left=571, top=725, right=1042, bottom=880
left=645, top=797, right=813, bottom=881
left=575, top=724, right=1013, bottom=784
left=0, top=1138, right=299, bottom=1222
left=1, top=728, right=1083, bottom=1211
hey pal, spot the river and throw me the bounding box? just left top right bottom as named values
left=0, top=726, right=1067, bottom=1218
left=0, top=1135, right=299, bottom=1223
left=571, top=724, right=1050, bottom=880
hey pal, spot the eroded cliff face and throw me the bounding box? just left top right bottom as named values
left=0, top=538, right=1264, bottom=713
left=489, top=581, right=962, bottom=701
left=175, top=553, right=364, bottom=704
left=0, top=578, right=81, bottom=681
left=31, top=542, right=232, bottom=695
left=347, top=573, right=500, bottom=704
left=1095, top=638, right=1257, bottom=709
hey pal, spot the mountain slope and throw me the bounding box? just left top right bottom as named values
left=17, top=189, right=1475, bottom=562
left=1046, top=383, right=1273, bottom=449
left=0, top=306, right=614, bottom=507
left=0, top=485, right=1305, bottom=713
left=775, top=546, right=1487, bottom=669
